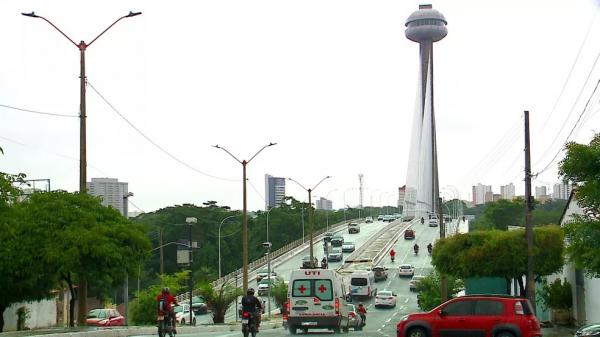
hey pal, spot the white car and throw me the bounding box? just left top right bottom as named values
left=174, top=303, right=196, bottom=326
left=398, top=264, right=415, bottom=277
left=374, top=290, right=397, bottom=308
left=409, top=275, right=426, bottom=291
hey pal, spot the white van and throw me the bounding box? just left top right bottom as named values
left=349, top=271, right=377, bottom=299
left=287, top=269, right=350, bottom=334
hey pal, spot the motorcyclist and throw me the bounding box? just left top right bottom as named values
left=413, top=243, right=419, bottom=255
left=420, top=217, right=425, bottom=225
left=427, top=243, right=433, bottom=255
left=156, top=287, right=178, bottom=334
left=241, top=288, right=263, bottom=332
left=321, top=257, right=328, bottom=269
left=389, top=249, right=396, bottom=262
left=357, top=303, right=367, bottom=326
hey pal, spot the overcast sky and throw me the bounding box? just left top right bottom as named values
left=2, top=0, right=600, bottom=213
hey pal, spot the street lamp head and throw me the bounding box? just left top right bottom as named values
left=21, top=11, right=39, bottom=18
left=268, top=142, right=277, bottom=147
left=212, top=144, right=221, bottom=149
left=126, top=11, right=142, bottom=18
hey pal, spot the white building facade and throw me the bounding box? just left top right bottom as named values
left=315, top=197, right=332, bottom=210
left=86, top=178, right=129, bottom=217
left=500, top=183, right=516, bottom=200
left=472, top=183, right=492, bottom=205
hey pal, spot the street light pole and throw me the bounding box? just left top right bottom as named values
left=214, top=143, right=277, bottom=291
left=185, top=217, right=197, bottom=326
left=288, top=176, right=331, bottom=268
left=23, top=12, right=142, bottom=325
left=218, top=215, right=237, bottom=279
left=122, top=192, right=134, bottom=326
left=262, top=242, right=273, bottom=320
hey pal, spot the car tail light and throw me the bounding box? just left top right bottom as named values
left=335, top=298, right=340, bottom=316
left=349, top=312, right=356, bottom=318
left=514, top=301, right=524, bottom=315
left=388, top=297, right=394, bottom=300
left=242, top=311, right=250, bottom=318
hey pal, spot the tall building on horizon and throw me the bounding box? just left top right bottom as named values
left=501, top=183, right=516, bottom=200
left=398, top=185, right=406, bottom=208
left=553, top=182, right=572, bottom=200
left=535, top=186, right=547, bottom=197
left=472, top=183, right=492, bottom=205
left=265, top=174, right=286, bottom=210
left=87, top=178, right=129, bottom=217
left=402, top=4, right=448, bottom=220
left=315, top=197, right=332, bottom=211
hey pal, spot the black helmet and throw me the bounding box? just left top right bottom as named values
left=162, top=287, right=170, bottom=294
left=247, top=288, right=255, bottom=295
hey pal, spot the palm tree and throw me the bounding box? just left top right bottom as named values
left=197, top=282, right=243, bottom=323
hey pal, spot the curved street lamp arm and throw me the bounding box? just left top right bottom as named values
left=311, top=176, right=331, bottom=191
left=89, top=11, right=142, bottom=47
left=219, top=215, right=238, bottom=227
left=22, top=13, right=78, bottom=48
left=248, top=142, right=277, bottom=164
left=213, top=145, right=242, bottom=164
left=151, top=241, right=190, bottom=252
left=288, top=177, right=308, bottom=192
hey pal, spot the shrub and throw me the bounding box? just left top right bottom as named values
left=540, top=278, right=572, bottom=310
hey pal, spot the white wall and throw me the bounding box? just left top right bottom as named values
left=2, top=299, right=56, bottom=331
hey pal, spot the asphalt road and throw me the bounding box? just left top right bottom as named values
left=145, top=219, right=449, bottom=336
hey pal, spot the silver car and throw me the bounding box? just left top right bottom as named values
left=347, top=304, right=363, bottom=331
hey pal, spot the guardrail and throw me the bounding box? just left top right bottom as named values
left=176, top=218, right=360, bottom=302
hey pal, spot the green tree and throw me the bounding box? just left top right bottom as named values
left=432, top=225, right=564, bottom=296
left=271, top=280, right=288, bottom=314
left=559, top=133, right=600, bottom=277
left=197, top=282, right=243, bottom=323
left=471, top=198, right=524, bottom=231
left=130, top=272, right=188, bottom=325
left=19, top=191, right=151, bottom=327
left=416, top=270, right=463, bottom=311
left=0, top=170, right=60, bottom=332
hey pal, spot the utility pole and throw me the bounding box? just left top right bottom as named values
left=524, top=110, right=536, bottom=311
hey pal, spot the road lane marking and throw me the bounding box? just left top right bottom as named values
left=404, top=298, right=409, bottom=303
left=386, top=318, right=391, bottom=323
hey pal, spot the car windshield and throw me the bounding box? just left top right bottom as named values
left=344, top=242, right=354, bottom=245
left=401, top=265, right=413, bottom=269
left=348, top=304, right=355, bottom=312
left=373, top=267, right=384, bottom=271
left=87, top=309, right=107, bottom=319
left=332, top=248, right=342, bottom=253
left=351, top=277, right=368, bottom=286
left=173, top=306, right=184, bottom=313
left=378, top=291, right=392, bottom=297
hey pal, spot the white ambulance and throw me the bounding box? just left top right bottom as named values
left=286, top=269, right=350, bottom=334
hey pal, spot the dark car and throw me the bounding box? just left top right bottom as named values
left=404, top=229, right=415, bottom=240
left=192, top=295, right=208, bottom=315
left=372, top=266, right=388, bottom=282
left=86, top=308, right=124, bottom=327
left=331, top=235, right=344, bottom=247
left=396, top=295, right=542, bottom=337
left=323, top=232, right=334, bottom=242
left=301, top=255, right=318, bottom=269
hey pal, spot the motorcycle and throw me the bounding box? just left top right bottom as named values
left=390, top=255, right=395, bottom=262
left=321, top=261, right=328, bottom=269
left=414, top=246, right=419, bottom=255
left=241, top=310, right=258, bottom=337
left=157, top=311, right=174, bottom=337
left=427, top=246, right=433, bottom=255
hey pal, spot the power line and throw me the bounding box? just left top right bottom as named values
left=0, top=103, right=77, bottom=118
left=87, top=81, right=238, bottom=182
left=534, top=48, right=600, bottom=167
left=539, top=10, right=599, bottom=132
left=536, top=78, right=600, bottom=175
